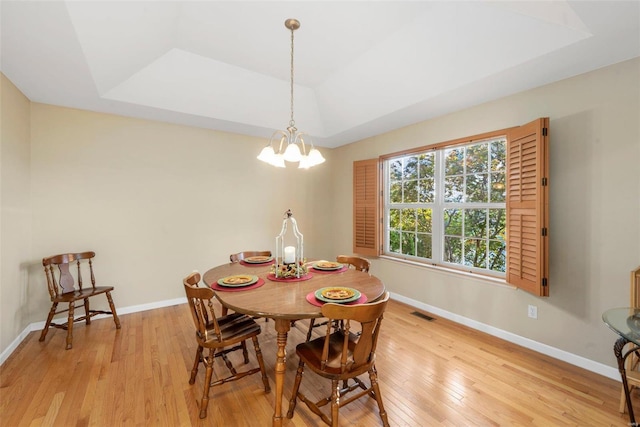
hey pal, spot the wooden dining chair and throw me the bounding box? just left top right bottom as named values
left=229, top=250, right=272, bottom=263
left=287, top=292, right=390, bottom=427
left=183, top=272, right=270, bottom=419
left=40, top=251, right=120, bottom=350
left=620, top=266, right=640, bottom=413
left=336, top=255, right=371, bottom=273
left=305, top=255, right=372, bottom=341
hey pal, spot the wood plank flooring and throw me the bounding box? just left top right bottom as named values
left=0, top=299, right=632, bottom=426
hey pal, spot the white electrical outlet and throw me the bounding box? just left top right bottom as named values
left=528, top=305, right=538, bottom=319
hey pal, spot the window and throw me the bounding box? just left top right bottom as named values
left=352, top=118, right=549, bottom=296
left=385, top=137, right=507, bottom=276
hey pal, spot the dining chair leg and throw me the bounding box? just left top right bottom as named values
left=330, top=379, right=340, bottom=427
left=65, top=302, right=75, bottom=350
left=39, top=302, right=58, bottom=342
left=241, top=341, right=249, bottom=364
left=83, top=298, right=91, bottom=325
left=369, top=365, right=389, bottom=427
left=190, top=345, right=203, bottom=384
left=252, top=336, right=271, bottom=392
left=220, top=352, right=237, bottom=375
left=199, top=351, right=215, bottom=419
left=106, top=291, right=121, bottom=329
left=287, top=360, right=305, bottom=418
left=306, top=319, right=316, bottom=341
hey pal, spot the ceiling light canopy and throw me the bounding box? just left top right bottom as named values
left=257, top=19, right=325, bottom=169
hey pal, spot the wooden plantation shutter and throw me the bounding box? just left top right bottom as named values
left=353, top=159, right=380, bottom=256
left=506, top=118, right=549, bottom=296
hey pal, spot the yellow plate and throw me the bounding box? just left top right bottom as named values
left=244, top=256, right=273, bottom=264
left=313, top=261, right=343, bottom=270
left=217, top=275, right=258, bottom=287
left=315, top=287, right=361, bottom=303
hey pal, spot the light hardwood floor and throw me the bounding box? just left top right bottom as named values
left=0, top=298, right=631, bottom=426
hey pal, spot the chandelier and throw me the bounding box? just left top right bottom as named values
left=257, top=19, right=325, bottom=169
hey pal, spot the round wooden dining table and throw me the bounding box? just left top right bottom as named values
left=202, top=260, right=386, bottom=427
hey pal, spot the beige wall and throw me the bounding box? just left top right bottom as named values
left=1, top=74, right=32, bottom=353
left=1, top=58, right=639, bottom=370
left=25, top=105, right=335, bottom=316
left=0, top=76, right=335, bottom=356
left=330, top=57, right=640, bottom=367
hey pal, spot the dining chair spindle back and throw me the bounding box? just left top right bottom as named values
left=183, top=272, right=270, bottom=419
left=336, top=255, right=370, bottom=273
left=40, top=251, right=120, bottom=350
left=287, top=292, right=390, bottom=427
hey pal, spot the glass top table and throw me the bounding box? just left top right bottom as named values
left=603, top=307, right=640, bottom=346
left=602, top=307, right=640, bottom=424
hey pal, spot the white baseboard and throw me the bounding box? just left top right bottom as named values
left=1, top=294, right=620, bottom=382
left=390, top=292, right=620, bottom=382
left=0, top=297, right=187, bottom=366
left=0, top=326, right=34, bottom=366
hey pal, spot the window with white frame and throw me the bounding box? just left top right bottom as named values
left=384, top=137, right=507, bottom=276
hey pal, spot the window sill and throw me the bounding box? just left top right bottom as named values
left=378, top=254, right=516, bottom=290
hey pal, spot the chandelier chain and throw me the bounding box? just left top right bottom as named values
left=289, top=26, right=295, bottom=128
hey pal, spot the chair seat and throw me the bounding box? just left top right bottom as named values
left=53, top=286, right=115, bottom=302
left=202, top=313, right=262, bottom=346
left=296, top=332, right=361, bottom=377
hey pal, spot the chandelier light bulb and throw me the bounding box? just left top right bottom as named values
left=271, top=153, right=286, bottom=168
left=298, top=155, right=311, bottom=169
left=283, top=142, right=302, bottom=162
left=307, top=148, right=326, bottom=166
left=257, top=145, right=276, bottom=163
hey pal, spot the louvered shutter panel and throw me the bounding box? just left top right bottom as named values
left=506, top=118, right=549, bottom=296
left=353, top=159, right=380, bottom=256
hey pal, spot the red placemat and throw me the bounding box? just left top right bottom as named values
left=211, top=278, right=266, bottom=292
left=310, top=265, right=349, bottom=274
left=267, top=272, right=313, bottom=282
left=240, top=259, right=275, bottom=267
left=306, top=291, right=368, bottom=307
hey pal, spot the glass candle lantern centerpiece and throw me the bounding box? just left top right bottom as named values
left=275, top=209, right=304, bottom=278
